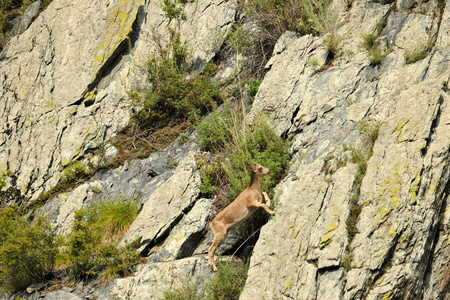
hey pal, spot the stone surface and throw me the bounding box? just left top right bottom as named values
left=121, top=151, right=201, bottom=253
left=0, top=0, right=236, bottom=203
left=17, top=1, right=41, bottom=34
left=240, top=2, right=450, bottom=296
left=150, top=198, right=212, bottom=261
left=1, top=0, right=450, bottom=299
left=110, top=255, right=214, bottom=300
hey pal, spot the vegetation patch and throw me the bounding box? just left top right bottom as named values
left=404, top=42, right=429, bottom=64
left=0, top=197, right=141, bottom=293
left=115, top=28, right=222, bottom=168
left=64, top=198, right=141, bottom=284
left=196, top=103, right=290, bottom=207
left=240, top=0, right=336, bottom=43
left=163, top=259, right=247, bottom=300
left=0, top=207, right=58, bottom=293
left=236, top=0, right=338, bottom=74
left=343, top=120, right=381, bottom=269
left=26, top=160, right=95, bottom=213
left=361, top=30, right=392, bottom=66
left=196, top=102, right=290, bottom=260
left=320, top=33, right=341, bottom=71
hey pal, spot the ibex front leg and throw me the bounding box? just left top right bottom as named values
left=262, top=192, right=271, bottom=208
left=251, top=200, right=275, bottom=215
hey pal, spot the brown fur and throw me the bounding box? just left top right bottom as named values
left=207, top=162, right=274, bottom=271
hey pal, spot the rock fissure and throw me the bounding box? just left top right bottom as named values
left=141, top=195, right=200, bottom=256
left=421, top=95, right=444, bottom=157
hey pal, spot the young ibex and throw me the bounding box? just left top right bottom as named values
left=207, top=162, right=275, bottom=272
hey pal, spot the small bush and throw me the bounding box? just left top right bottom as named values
left=163, top=260, right=247, bottom=300
left=319, top=33, right=341, bottom=71
left=131, top=29, right=220, bottom=127
left=161, top=0, right=195, bottom=21
left=66, top=198, right=140, bottom=282
left=164, top=281, right=200, bottom=300
left=225, top=25, right=255, bottom=55
left=203, top=259, right=247, bottom=300
left=358, top=120, right=381, bottom=157
left=224, top=113, right=290, bottom=200
left=27, top=161, right=94, bottom=212
left=196, top=105, right=234, bottom=153
left=246, top=78, right=262, bottom=97
left=0, top=207, right=59, bottom=293
left=0, top=169, right=12, bottom=190
left=61, top=161, right=94, bottom=187
left=344, top=121, right=380, bottom=238
left=306, top=59, right=320, bottom=69
left=98, top=243, right=140, bottom=286
left=198, top=160, right=223, bottom=198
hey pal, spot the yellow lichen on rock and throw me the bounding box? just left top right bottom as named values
left=319, top=222, right=337, bottom=248
left=93, top=0, right=143, bottom=68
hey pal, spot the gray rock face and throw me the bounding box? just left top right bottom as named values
left=2, top=0, right=450, bottom=298
left=110, top=255, right=214, bottom=300
left=240, top=1, right=450, bottom=297
left=17, top=1, right=41, bottom=35
left=0, top=0, right=236, bottom=203
left=120, top=150, right=201, bottom=253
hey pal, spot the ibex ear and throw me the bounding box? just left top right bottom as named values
left=244, top=162, right=253, bottom=170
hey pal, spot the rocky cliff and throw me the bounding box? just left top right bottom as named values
left=0, top=0, right=449, bottom=299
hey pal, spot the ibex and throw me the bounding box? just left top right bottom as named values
left=207, top=162, right=275, bottom=272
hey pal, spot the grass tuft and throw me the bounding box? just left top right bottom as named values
left=65, top=198, right=140, bottom=282
left=404, top=44, right=429, bottom=64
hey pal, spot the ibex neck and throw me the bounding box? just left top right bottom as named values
left=248, top=172, right=261, bottom=191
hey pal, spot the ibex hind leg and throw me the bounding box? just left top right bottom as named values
left=208, top=221, right=227, bottom=272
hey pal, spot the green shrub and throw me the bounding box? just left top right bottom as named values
left=161, top=0, right=196, bottom=21
left=0, top=207, right=59, bottom=293
left=98, top=243, right=140, bottom=286
left=344, top=121, right=380, bottom=239
left=27, top=161, right=95, bottom=212
left=61, top=161, right=94, bottom=186
left=197, top=103, right=290, bottom=205
left=203, top=259, right=247, bottom=300
left=163, top=260, right=247, bottom=300
left=164, top=281, right=200, bottom=300
left=0, top=169, right=12, bottom=190
left=223, top=113, right=290, bottom=200
left=130, top=29, right=220, bottom=128
left=306, top=59, right=320, bottom=69
left=224, top=25, right=255, bottom=55
left=196, top=104, right=235, bottom=152
left=198, top=160, right=222, bottom=198
left=66, top=198, right=140, bottom=282
left=246, top=78, right=262, bottom=97
left=322, top=33, right=341, bottom=67
left=361, top=31, right=390, bottom=66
